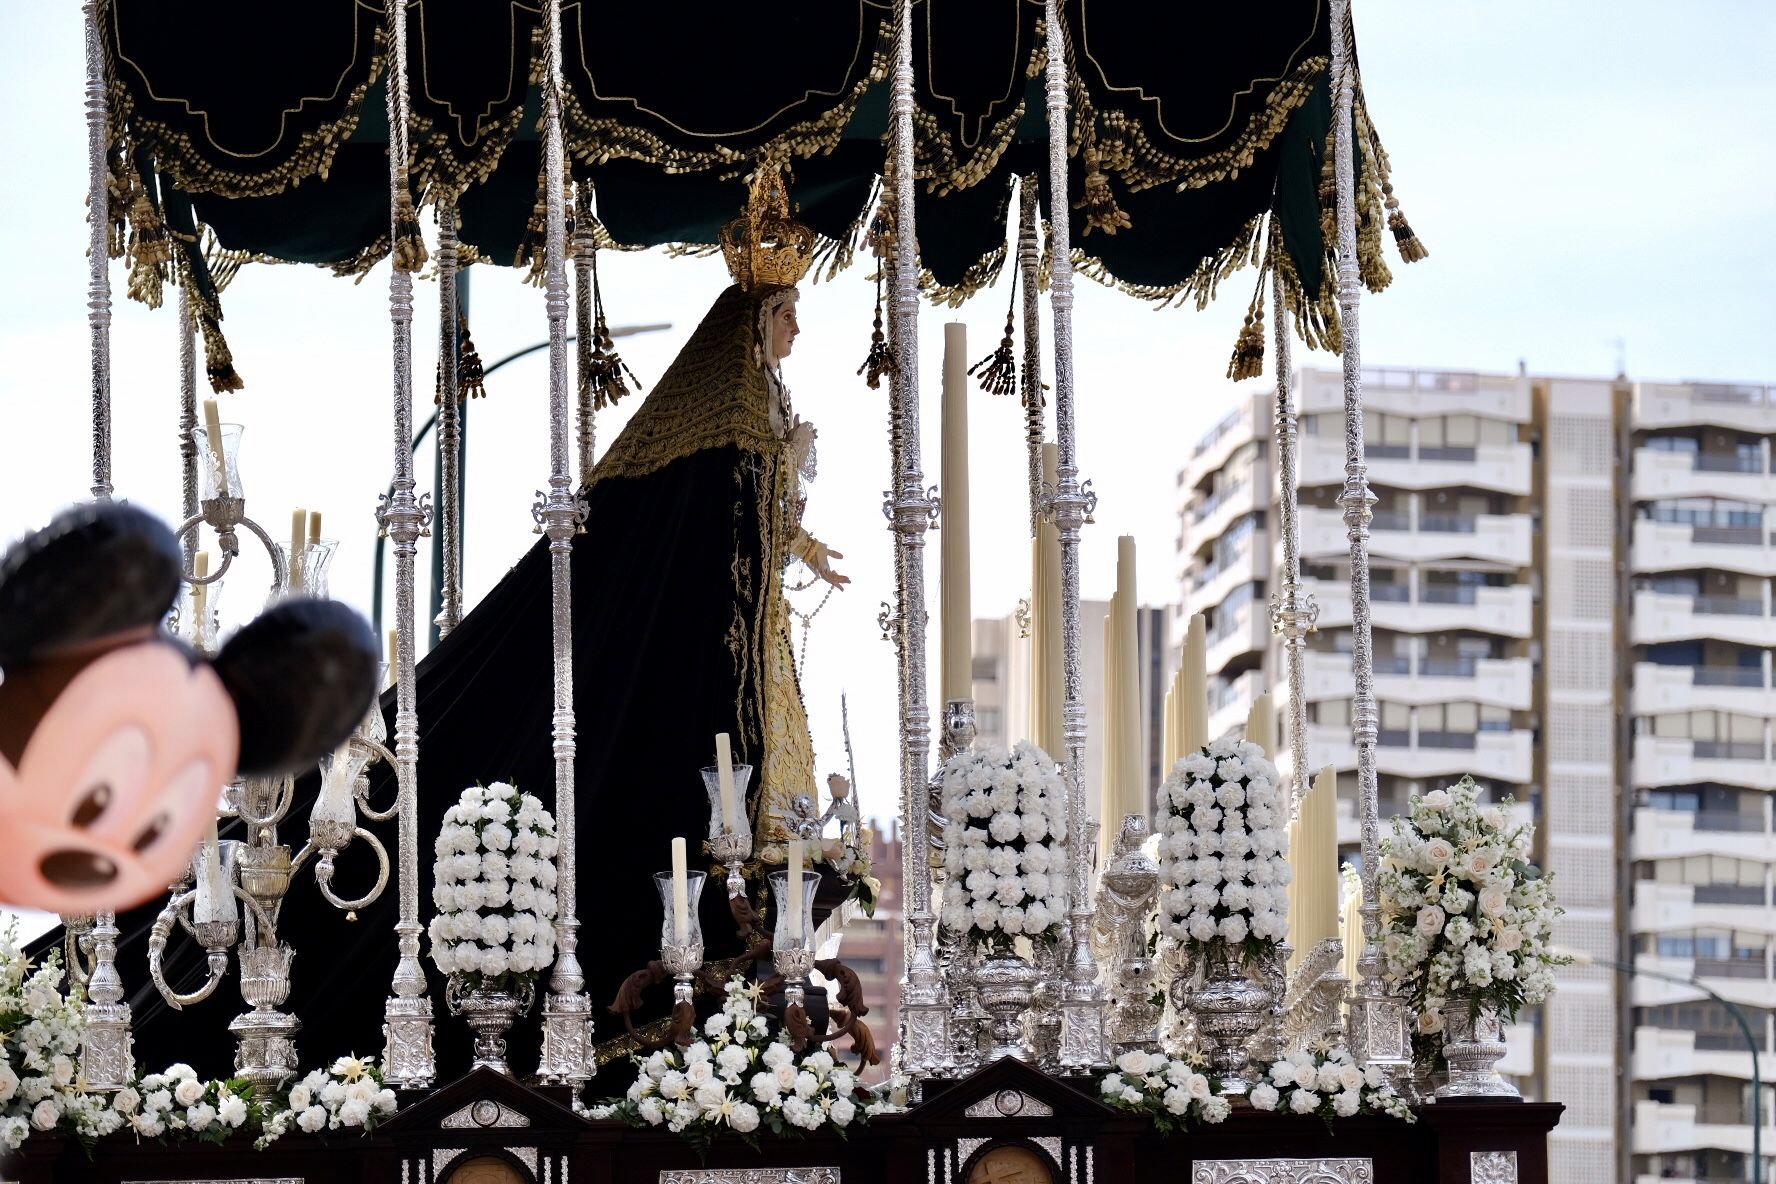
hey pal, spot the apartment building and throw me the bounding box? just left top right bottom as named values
left=1176, top=368, right=1776, bottom=1184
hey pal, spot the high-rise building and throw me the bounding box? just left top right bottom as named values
left=1176, top=367, right=1776, bottom=1184
left=840, top=821, right=904, bottom=1084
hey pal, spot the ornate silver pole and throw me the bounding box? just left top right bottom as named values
left=536, top=0, right=593, bottom=1088
left=1328, top=0, right=1408, bottom=1077
left=1018, top=176, right=1044, bottom=538
left=178, top=285, right=199, bottom=568
left=378, top=0, right=436, bottom=1088
left=84, top=0, right=112, bottom=502
left=574, top=188, right=597, bottom=486
left=80, top=912, right=132, bottom=1090
left=1267, top=270, right=1318, bottom=808
left=1041, top=0, right=1109, bottom=1071
left=436, top=202, right=463, bottom=638
left=888, top=0, right=950, bottom=1079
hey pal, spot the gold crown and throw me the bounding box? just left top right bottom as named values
left=721, top=168, right=816, bottom=293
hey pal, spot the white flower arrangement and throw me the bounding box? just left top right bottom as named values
left=1249, top=1044, right=1414, bottom=1125
left=124, top=1064, right=255, bottom=1144
left=255, top=1054, right=397, bottom=1147
left=937, top=740, right=1070, bottom=953
left=1378, top=775, right=1567, bottom=1030
left=589, top=976, right=893, bottom=1148
left=1094, top=1049, right=1231, bottom=1132
left=1156, top=736, right=1290, bottom=963
left=428, top=782, right=560, bottom=990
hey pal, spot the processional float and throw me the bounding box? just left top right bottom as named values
left=5, top=0, right=1566, bottom=1180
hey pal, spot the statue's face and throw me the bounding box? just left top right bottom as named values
left=770, top=299, right=800, bottom=362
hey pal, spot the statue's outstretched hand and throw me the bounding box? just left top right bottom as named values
left=801, top=537, right=850, bottom=589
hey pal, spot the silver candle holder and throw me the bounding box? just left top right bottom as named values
left=701, top=763, right=755, bottom=898
left=654, top=870, right=708, bottom=1024
left=768, top=868, right=820, bottom=1036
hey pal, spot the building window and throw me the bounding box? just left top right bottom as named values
left=971, top=655, right=999, bottom=682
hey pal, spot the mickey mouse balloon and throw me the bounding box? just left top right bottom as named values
left=0, top=502, right=379, bottom=914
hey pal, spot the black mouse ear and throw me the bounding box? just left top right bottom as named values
left=212, top=598, right=379, bottom=777
left=0, top=502, right=183, bottom=667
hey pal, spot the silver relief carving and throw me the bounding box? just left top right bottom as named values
left=1019, top=175, right=1044, bottom=538
left=962, top=1089, right=1055, bottom=1119
left=379, top=0, right=435, bottom=1087
left=80, top=911, right=132, bottom=1090
left=440, top=1098, right=533, bottom=1129
left=1326, top=0, right=1409, bottom=1079
left=1193, top=1160, right=1374, bottom=1184
left=1266, top=272, right=1318, bottom=812
left=536, top=0, right=594, bottom=1088
left=1281, top=938, right=1349, bottom=1054
left=179, top=285, right=200, bottom=564
left=436, top=202, right=463, bottom=638
left=1092, top=815, right=1161, bottom=1053
left=1469, top=1151, right=1519, bottom=1184
left=658, top=1172, right=839, bottom=1184
left=84, top=0, right=112, bottom=500
left=1041, top=0, right=1108, bottom=1071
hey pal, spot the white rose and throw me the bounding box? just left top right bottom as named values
left=30, top=1099, right=60, bottom=1131
left=111, top=1087, right=141, bottom=1116
left=1115, top=1050, right=1154, bottom=1077
left=1420, top=789, right=1452, bottom=812
left=1418, top=1008, right=1445, bottom=1035
left=1421, top=837, right=1455, bottom=868
left=49, top=1055, right=74, bottom=1088
left=1477, top=886, right=1508, bottom=917
left=174, top=1078, right=206, bottom=1107
left=1415, top=905, right=1446, bottom=939
left=1186, top=1073, right=1211, bottom=1101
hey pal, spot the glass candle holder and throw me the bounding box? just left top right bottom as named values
left=192, top=423, right=244, bottom=502
left=653, top=869, right=707, bottom=969
left=700, top=763, right=754, bottom=839
left=174, top=576, right=224, bottom=654
left=768, top=869, right=820, bottom=979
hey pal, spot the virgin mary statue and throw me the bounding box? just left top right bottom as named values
left=108, top=172, right=848, bottom=1078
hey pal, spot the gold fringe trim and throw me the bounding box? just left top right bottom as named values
left=1075, top=144, right=1131, bottom=237
left=98, top=0, right=384, bottom=200
left=1071, top=211, right=1265, bottom=310
left=1355, top=88, right=1428, bottom=264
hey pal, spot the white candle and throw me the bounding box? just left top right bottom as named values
left=202, top=399, right=228, bottom=497
left=308, top=511, right=322, bottom=545
left=787, top=839, right=804, bottom=940
left=1030, top=443, right=1064, bottom=756
left=940, top=322, right=972, bottom=705
left=191, top=550, right=210, bottom=640
left=1099, top=608, right=1119, bottom=860
left=1112, top=536, right=1142, bottom=823
left=289, top=509, right=307, bottom=591
left=715, top=732, right=740, bottom=835
left=1245, top=690, right=1274, bottom=759
left=1305, top=765, right=1340, bottom=949
left=1181, top=613, right=1209, bottom=752
left=670, top=836, right=689, bottom=942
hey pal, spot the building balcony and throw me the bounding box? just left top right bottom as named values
left=1297, top=366, right=1531, bottom=423
left=1631, top=661, right=1775, bottom=717
left=1631, top=589, right=1776, bottom=648
left=1629, top=956, right=1776, bottom=1012
left=1299, top=506, right=1532, bottom=567
left=1632, top=807, right=1775, bottom=862
left=1632, top=446, right=1776, bottom=504
left=1306, top=722, right=1533, bottom=784
left=1633, top=519, right=1776, bottom=579
left=1304, top=577, right=1534, bottom=639
left=1632, top=882, right=1776, bottom=938
left=1632, top=1025, right=1776, bottom=1084
left=1634, top=380, right=1776, bottom=436
left=1299, top=435, right=1532, bottom=496
left=1634, top=734, right=1776, bottom=793
left=1186, top=476, right=1267, bottom=559
left=1632, top=1098, right=1776, bottom=1157
left=1302, top=649, right=1531, bottom=709
left=1204, top=601, right=1270, bottom=678
left=1207, top=668, right=1265, bottom=744
left=1183, top=393, right=1267, bottom=489
left=1189, top=532, right=1271, bottom=620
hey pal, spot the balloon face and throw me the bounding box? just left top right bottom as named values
left=0, top=640, right=237, bottom=913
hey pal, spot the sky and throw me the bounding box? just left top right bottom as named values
left=0, top=2, right=1773, bottom=895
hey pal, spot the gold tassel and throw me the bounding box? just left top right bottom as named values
left=199, top=313, right=244, bottom=394
left=128, top=191, right=173, bottom=267
left=458, top=316, right=486, bottom=399
left=856, top=266, right=895, bottom=390
left=1384, top=182, right=1428, bottom=263
left=516, top=176, right=550, bottom=287
left=1075, top=144, right=1131, bottom=237
left=1226, top=250, right=1269, bottom=382
left=392, top=177, right=428, bottom=273
left=969, top=270, right=1019, bottom=396
left=584, top=245, right=638, bottom=409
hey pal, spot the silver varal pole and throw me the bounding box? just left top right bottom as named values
left=1042, top=0, right=1109, bottom=1071
left=1018, top=175, right=1044, bottom=538
left=1267, top=270, right=1318, bottom=809
left=889, top=0, right=951, bottom=1079
left=536, top=0, right=594, bottom=1088
left=378, top=0, right=436, bottom=1087
left=574, top=186, right=597, bottom=485
left=1329, top=0, right=1409, bottom=1077
left=84, top=0, right=113, bottom=502
left=178, top=285, right=200, bottom=563
left=436, top=202, right=463, bottom=639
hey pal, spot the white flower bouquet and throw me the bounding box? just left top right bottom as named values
left=1378, top=775, right=1567, bottom=1031
left=1249, top=1044, right=1414, bottom=1125
left=256, top=1054, right=397, bottom=1147
left=590, top=976, right=885, bottom=1149
left=1156, top=737, right=1290, bottom=964
left=124, top=1064, right=255, bottom=1143
left=937, top=740, right=1070, bottom=953
left=1095, top=1049, right=1231, bottom=1132
left=428, top=782, right=560, bottom=992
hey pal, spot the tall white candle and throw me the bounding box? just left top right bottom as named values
left=191, top=550, right=210, bottom=639
left=1245, top=690, right=1274, bottom=759
left=787, top=839, right=804, bottom=940
left=715, top=732, right=740, bottom=835
left=308, top=511, right=322, bottom=545
left=1099, top=607, right=1119, bottom=859
left=202, top=399, right=228, bottom=497
left=1305, top=765, right=1340, bottom=949
left=1111, top=535, right=1142, bottom=823
left=1030, top=443, right=1064, bottom=756
left=1181, top=613, right=1209, bottom=752
left=289, top=509, right=307, bottom=591
left=940, top=322, right=971, bottom=705
left=670, top=836, right=689, bottom=941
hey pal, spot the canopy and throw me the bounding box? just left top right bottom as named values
left=99, top=0, right=1423, bottom=388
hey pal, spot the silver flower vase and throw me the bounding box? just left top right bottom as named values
left=446, top=974, right=536, bottom=1077
left=1435, top=996, right=1520, bottom=1100
left=976, top=953, right=1040, bottom=1062
left=1189, top=944, right=1271, bottom=1094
